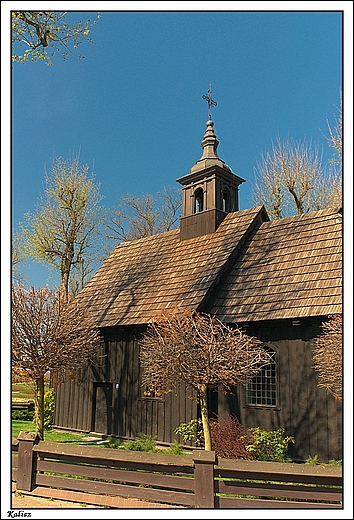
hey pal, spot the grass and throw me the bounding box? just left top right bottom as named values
left=12, top=382, right=50, bottom=402
left=12, top=422, right=189, bottom=454
left=12, top=382, right=36, bottom=402
left=12, top=420, right=87, bottom=442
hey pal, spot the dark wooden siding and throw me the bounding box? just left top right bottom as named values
left=219, top=318, right=342, bottom=462
left=53, top=326, right=198, bottom=444
left=53, top=319, right=341, bottom=462
left=180, top=208, right=227, bottom=240
left=53, top=366, right=93, bottom=433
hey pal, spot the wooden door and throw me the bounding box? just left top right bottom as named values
left=92, top=383, right=113, bottom=434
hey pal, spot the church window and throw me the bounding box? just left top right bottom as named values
left=222, top=189, right=231, bottom=212
left=246, top=347, right=277, bottom=407
left=194, top=188, right=204, bottom=213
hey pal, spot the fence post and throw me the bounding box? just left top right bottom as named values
left=193, top=450, right=216, bottom=508
left=16, top=431, right=40, bottom=491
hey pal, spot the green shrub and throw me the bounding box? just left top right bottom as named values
left=165, top=440, right=185, bottom=455
left=100, top=436, right=186, bottom=455
left=32, top=387, right=55, bottom=430
left=305, top=454, right=320, bottom=465
left=245, top=427, right=295, bottom=462
left=327, top=459, right=342, bottom=466
left=306, top=454, right=342, bottom=466
left=101, top=437, right=125, bottom=449
left=121, top=433, right=159, bottom=452
left=174, top=419, right=204, bottom=447
left=12, top=408, right=34, bottom=421
left=43, top=387, right=55, bottom=430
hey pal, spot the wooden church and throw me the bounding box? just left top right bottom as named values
left=53, top=106, right=342, bottom=462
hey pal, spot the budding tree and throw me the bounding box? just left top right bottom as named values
left=17, top=155, right=104, bottom=297
left=312, top=314, right=342, bottom=401
left=12, top=283, right=103, bottom=439
left=12, top=11, right=100, bottom=65
left=139, top=308, right=271, bottom=450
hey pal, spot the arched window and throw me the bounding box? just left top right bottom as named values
left=246, top=347, right=277, bottom=406
left=194, top=188, right=204, bottom=213
left=222, top=189, right=230, bottom=212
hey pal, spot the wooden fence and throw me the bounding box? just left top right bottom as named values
left=12, top=401, right=35, bottom=412
left=12, top=432, right=342, bottom=509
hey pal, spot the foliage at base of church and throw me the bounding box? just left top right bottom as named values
left=210, top=414, right=253, bottom=460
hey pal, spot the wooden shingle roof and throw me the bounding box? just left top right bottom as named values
left=207, top=208, right=342, bottom=322
left=79, top=207, right=342, bottom=327
left=79, top=206, right=266, bottom=327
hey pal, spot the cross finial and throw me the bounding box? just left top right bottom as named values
left=202, top=82, right=217, bottom=120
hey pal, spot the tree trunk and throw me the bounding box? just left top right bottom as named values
left=61, top=261, right=71, bottom=299
left=35, top=377, right=45, bottom=440
left=61, top=236, right=75, bottom=298
left=198, top=384, right=212, bottom=451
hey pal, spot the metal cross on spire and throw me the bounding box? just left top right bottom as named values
left=202, top=83, right=217, bottom=120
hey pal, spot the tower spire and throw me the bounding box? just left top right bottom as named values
left=176, top=88, right=246, bottom=240
left=202, top=82, right=217, bottom=121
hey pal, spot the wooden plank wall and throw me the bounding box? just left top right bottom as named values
left=53, top=367, right=93, bottom=432
left=230, top=319, right=342, bottom=462
left=53, top=319, right=341, bottom=462
left=53, top=326, right=198, bottom=444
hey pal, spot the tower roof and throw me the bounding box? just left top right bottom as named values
left=190, top=119, right=232, bottom=174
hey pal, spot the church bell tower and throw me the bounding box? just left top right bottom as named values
left=177, top=87, right=245, bottom=241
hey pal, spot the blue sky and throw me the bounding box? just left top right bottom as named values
left=6, top=5, right=348, bottom=289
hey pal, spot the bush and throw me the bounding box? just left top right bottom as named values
left=245, top=427, right=295, bottom=462
left=165, top=440, right=186, bottom=455
left=44, top=387, right=55, bottom=430
left=306, top=454, right=342, bottom=466
left=12, top=407, right=34, bottom=421
left=174, top=419, right=204, bottom=447
left=305, top=454, right=319, bottom=465
left=32, top=387, right=55, bottom=430
left=100, top=437, right=125, bottom=449
left=210, top=414, right=253, bottom=460
left=100, top=436, right=186, bottom=454
left=121, top=433, right=160, bottom=452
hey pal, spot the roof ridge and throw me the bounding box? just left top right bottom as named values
left=198, top=206, right=267, bottom=313
left=117, top=228, right=179, bottom=248
left=264, top=207, right=341, bottom=227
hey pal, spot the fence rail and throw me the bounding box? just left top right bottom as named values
left=12, top=432, right=342, bottom=509
left=12, top=401, right=35, bottom=412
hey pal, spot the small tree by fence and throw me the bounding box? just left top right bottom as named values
left=12, top=284, right=103, bottom=439
left=140, top=307, right=272, bottom=451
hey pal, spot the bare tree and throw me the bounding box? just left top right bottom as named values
left=105, top=186, right=181, bottom=243
left=12, top=11, right=100, bottom=65
left=12, top=230, right=27, bottom=284
left=326, top=93, right=342, bottom=170
left=17, top=155, right=104, bottom=297
left=139, top=307, right=271, bottom=451
left=12, top=283, right=103, bottom=439
left=312, top=314, right=342, bottom=401
left=312, top=93, right=343, bottom=211
left=253, top=95, right=343, bottom=221
left=309, top=169, right=342, bottom=212
left=252, top=137, right=327, bottom=219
